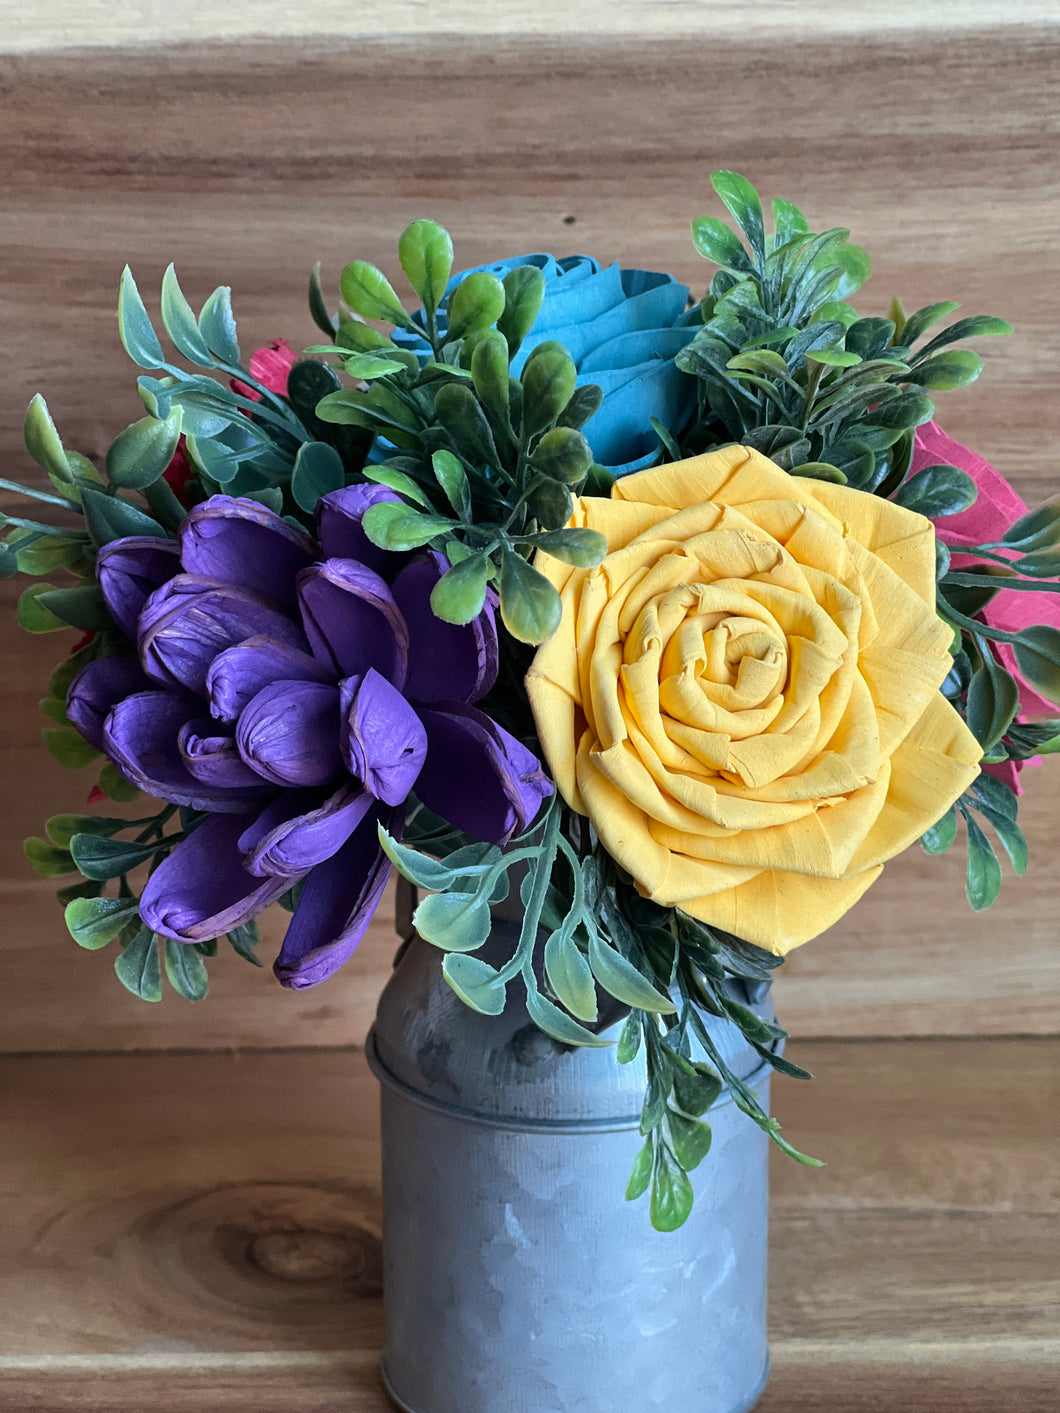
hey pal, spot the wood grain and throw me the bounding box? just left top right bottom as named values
left=1, top=29, right=1058, bottom=1051
left=0, top=1040, right=1055, bottom=1409
left=4, top=1, right=1056, bottom=54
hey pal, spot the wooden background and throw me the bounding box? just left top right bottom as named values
left=1, top=10, right=1058, bottom=1412
left=2, top=20, right=1058, bottom=1051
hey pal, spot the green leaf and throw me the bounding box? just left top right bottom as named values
left=497, top=266, right=546, bottom=358
left=309, top=262, right=336, bottom=337
left=964, top=811, right=1002, bottom=911
left=24, top=394, right=71, bottom=479
left=893, top=464, right=978, bottom=518
left=432, top=449, right=471, bottom=520
left=362, top=502, right=454, bottom=552
left=377, top=824, right=492, bottom=892
left=920, top=805, right=958, bottom=855
left=530, top=528, right=607, bottom=568
left=441, top=952, right=507, bottom=1015
left=900, top=301, right=961, bottom=346
left=25, top=837, right=77, bottom=877
left=70, top=833, right=165, bottom=881
left=17, top=583, right=66, bottom=634
left=65, top=896, right=141, bottom=950
left=972, top=801, right=1028, bottom=876
left=164, top=939, right=209, bottom=1000
left=227, top=920, right=263, bottom=966
left=673, top=1065, right=724, bottom=1118
left=789, top=462, right=848, bottom=485
left=556, top=383, right=603, bottom=433
left=413, top=889, right=492, bottom=952
left=1011, top=547, right=1060, bottom=578
left=710, top=170, right=765, bottom=263
left=198, top=286, right=241, bottom=364
left=771, top=196, right=809, bottom=249
left=118, top=267, right=165, bottom=369
left=625, top=1139, right=653, bottom=1201
left=587, top=930, right=675, bottom=1013
left=527, top=478, right=573, bottom=532
left=916, top=314, right=1013, bottom=360
left=398, top=219, right=454, bottom=318
left=362, top=464, right=433, bottom=509
left=530, top=426, right=593, bottom=485
left=864, top=392, right=935, bottom=431
left=79, top=486, right=167, bottom=549
left=650, top=1143, right=695, bottom=1232
left=98, top=761, right=140, bottom=803
left=470, top=330, right=514, bottom=437
left=667, top=1111, right=713, bottom=1171
left=291, top=441, right=345, bottom=513
left=338, top=352, right=409, bottom=380
left=36, top=585, right=113, bottom=633
left=691, top=216, right=753, bottom=273
left=904, top=349, right=983, bottom=391
left=520, top=346, right=578, bottom=437
left=46, top=813, right=140, bottom=848
left=433, top=381, right=500, bottom=468
left=1001, top=498, right=1060, bottom=553
left=965, top=651, right=1020, bottom=752
left=339, top=260, right=410, bottom=327
left=430, top=553, right=490, bottom=626
left=807, top=346, right=861, bottom=368
left=617, top=1013, right=642, bottom=1065
left=160, top=265, right=214, bottom=366
left=1013, top=625, right=1060, bottom=702
left=114, top=926, right=163, bottom=1001
left=727, top=349, right=796, bottom=381
left=525, top=984, right=613, bottom=1048
left=498, top=551, right=563, bottom=645
left=544, top=930, right=598, bottom=1022
left=43, top=727, right=100, bottom=769
left=446, top=271, right=506, bottom=342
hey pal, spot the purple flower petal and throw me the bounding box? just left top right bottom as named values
left=66, top=655, right=153, bottom=751
left=141, top=813, right=299, bottom=942
left=416, top=702, right=552, bottom=844
left=340, top=668, right=427, bottom=806
left=273, top=804, right=398, bottom=989
left=238, top=782, right=373, bottom=878
left=178, top=718, right=271, bottom=791
left=392, top=552, right=499, bottom=704
left=138, top=574, right=307, bottom=695
left=104, top=691, right=272, bottom=812
left=297, top=559, right=409, bottom=688
left=236, top=679, right=344, bottom=788
left=96, top=536, right=182, bottom=640
left=316, top=483, right=403, bottom=576
left=206, top=634, right=334, bottom=724
left=179, top=495, right=315, bottom=609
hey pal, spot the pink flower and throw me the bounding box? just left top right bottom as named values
left=232, top=339, right=299, bottom=402
left=910, top=422, right=1058, bottom=794
left=163, top=437, right=195, bottom=506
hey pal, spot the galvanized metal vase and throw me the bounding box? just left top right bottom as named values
left=368, top=920, right=773, bottom=1413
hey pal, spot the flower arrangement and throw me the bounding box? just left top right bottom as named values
left=8, top=172, right=1058, bottom=1231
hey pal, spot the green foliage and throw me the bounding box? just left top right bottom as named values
left=679, top=171, right=1011, bottom=491
left=312, top=223, right=607, bottom=644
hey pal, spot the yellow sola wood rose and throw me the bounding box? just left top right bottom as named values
left=525, top=445, right=983, bottom=953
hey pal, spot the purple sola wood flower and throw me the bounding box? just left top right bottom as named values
left=70, top=490, right=552, bottom=988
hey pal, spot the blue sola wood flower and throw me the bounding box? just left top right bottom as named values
left=64, top=491, right=552, bottom=988
left=394, top=253, right=699, bottom=476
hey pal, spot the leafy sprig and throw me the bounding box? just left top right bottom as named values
left=680, top=171, right=1012, bottom=495
left=310, top=220, right=609, bottom=644
left=24, top=804, right=263, bottom=1001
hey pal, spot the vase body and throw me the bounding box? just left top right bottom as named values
left=368, top=923, right=772, bottom=1413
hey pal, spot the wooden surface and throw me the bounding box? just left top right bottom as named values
left=1, top=26, right=1058, bottom=1049
left=2, top=1038, right=1056, bottom=1409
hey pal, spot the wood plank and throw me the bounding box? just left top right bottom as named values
left=0, top=1040, right=1055, bottom=1410
left=4, top=1, right=1055, bottom=55
left=1, top=29, right=1058, bottom=1051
